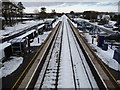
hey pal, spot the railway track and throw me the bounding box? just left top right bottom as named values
left=66, top=18, right=98, bottom=88
left=17, top=15, right=119, bottom=89
left=28, top=16, right=98, bottom=89
left=34, top=20, right=63, bottom=89
left=1, top=23, right=44, bottom=43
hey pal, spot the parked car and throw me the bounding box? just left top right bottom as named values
left=105, top=32, right=120, bottom=40
left=104, top=24, right=113, bottom=28
left=89, top=19, right=95, bottom=22
left=98, top=21, right=104, bottom=25
left=89, top=19, right=98, bottom=22
left=77, top=23, right=83, bottom=29
left=113, top=27, right=120, bottom=32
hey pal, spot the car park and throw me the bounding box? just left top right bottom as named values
left=104, top=24, right=113, bottom=28
left=113, top=27, right=120, bottom=32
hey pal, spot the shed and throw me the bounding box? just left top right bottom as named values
left=16, top=29, right=36, bottom=39
left=8, top=38, right=27, bottom=55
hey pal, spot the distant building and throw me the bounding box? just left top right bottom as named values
left=102, top=15, right=110, bottom=21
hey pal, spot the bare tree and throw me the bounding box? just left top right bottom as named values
left=39, top=7, right=47, bottom=20
left=50, top=9, right=56, bottom=18
left=41, top=7, right=46, bottom=12
left=17, top=2, right=25, bottom=22
left=52, top=9, right=56, bottom=14
left=70, top=11, right=75, bottom=18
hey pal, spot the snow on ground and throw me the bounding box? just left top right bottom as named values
left=52, top=20, right=59, bottom=28
left=16, top=29, right=36, bottom=39
left=73, top=18, right=119, bottom=70
left=35, top=18, right=62, bottom=88
left=0, top=18, right=53, bottom=79
left=0, top=56, right=23, bottom=78
left=58, top=17, right=75, bottom=88
left=0, top=18, right=56, bottom=40
left=30, top=31, right=51, bottom=46
left=0, top=19, right=53, bottom=59
left=52, top=17, right=63, bottom=28
left=58, top=15, right=98, bottom=88
left=76, top=18, right=117, bottom=27
left=41, top=22, right=62, bottom=88
left=109, top=21, right=117, bottom=28
left=44, top=18, right=54, bottom=21
left=38, top=24, right=44, bottom=29
left=70, top=21, right=77, bottom=28
left=83, top=33, right=120, bottom=71
left=109, top=21, right=117, bottom=26
left=75, top=18, right=89, bottom=22
left=67, top=18, right=98, bottom=88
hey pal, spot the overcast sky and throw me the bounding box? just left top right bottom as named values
left=12, top=0, right=119, bottom=13
left=15, top=0, right=119, bottom=2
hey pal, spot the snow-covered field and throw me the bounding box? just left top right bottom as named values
left=0, top=56, right=23, bottom=78
left=83, top=33, right=120, bottom=71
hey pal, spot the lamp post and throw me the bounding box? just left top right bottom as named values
left=92, top=26, right=96, bottom=44
left=36, top=24, right=39, bottom=43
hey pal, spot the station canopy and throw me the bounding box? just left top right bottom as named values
left=8, top=38, right=26, bottom=43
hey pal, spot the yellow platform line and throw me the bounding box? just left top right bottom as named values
left=11, top=43, right=44, bottom=89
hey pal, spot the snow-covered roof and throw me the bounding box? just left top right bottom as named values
left=102, top=15, right=110, bottom=20
left=16, top=29, right=36, bottom=39
left=0, top=42, right=11, bottom=50
left=38, top=24, right=44, bottom=29
left=8, top=38, right=26, bottom=43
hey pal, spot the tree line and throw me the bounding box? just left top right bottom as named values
left=69, top=10, right=120, bottom=25
left=33, top=7, right=63, bottom=20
